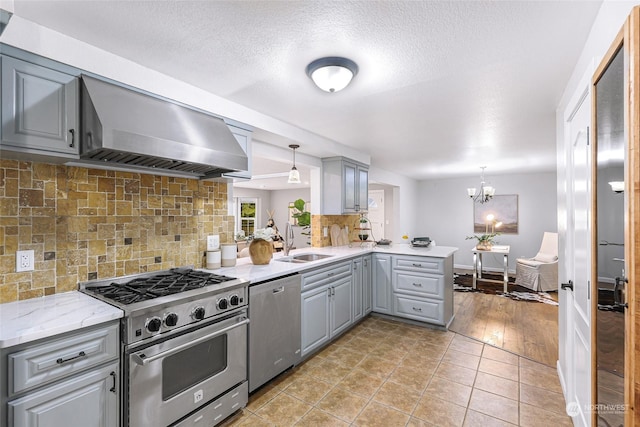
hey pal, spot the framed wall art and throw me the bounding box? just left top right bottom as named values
left=473, top=194, right=518, bottom=234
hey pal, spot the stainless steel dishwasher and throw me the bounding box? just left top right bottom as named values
left=249, top=274, right=301, bottom=392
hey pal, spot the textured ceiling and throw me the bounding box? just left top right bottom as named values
left=11, top=0, right=602, bottom=183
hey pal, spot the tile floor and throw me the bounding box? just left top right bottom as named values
left=223, top=315, right=572, bottom=426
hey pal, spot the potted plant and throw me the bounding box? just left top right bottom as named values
left=291, top=199, right=311, bottom=245
left=466, top=233, right=499, bottom=250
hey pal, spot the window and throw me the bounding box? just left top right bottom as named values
left=235, top=198, right=258, bottom=238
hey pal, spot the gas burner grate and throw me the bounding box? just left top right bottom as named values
left=84, top=268, right=236, bottom=305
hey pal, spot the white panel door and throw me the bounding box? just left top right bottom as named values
left=563, top=70, right=592, bottom=426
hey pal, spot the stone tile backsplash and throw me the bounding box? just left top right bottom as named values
left=0, top=160, right=233, bottom=303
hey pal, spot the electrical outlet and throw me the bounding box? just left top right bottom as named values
left=206, top=235, right=220, bottom=251
left=16, top=250, right=34, bottom=272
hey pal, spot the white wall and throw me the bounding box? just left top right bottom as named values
left=369, top=166, right=419, bottom=243
left=416, top=171, right=558, bottom=272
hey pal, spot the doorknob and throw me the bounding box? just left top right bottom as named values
left=614, top=276, right=628, bottom=309
left=561, top=280, right=574, bottom=291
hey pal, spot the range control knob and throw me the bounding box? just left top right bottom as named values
left=191, top=306, right=205, bottom=321
left=145, top=317, right=162, bottom=333
left=217, top=298, right=229, bottom=310
left=229, top=295, right=240, bottom=306
left=164, top=313, right=178, bottom=327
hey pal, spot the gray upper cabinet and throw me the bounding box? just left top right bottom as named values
left=322, top=157, right=369, bottom=214
left=1, top=56, right=79, bottom=156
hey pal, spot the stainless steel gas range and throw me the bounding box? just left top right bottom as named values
left=80, top=268, right=249, bottom=427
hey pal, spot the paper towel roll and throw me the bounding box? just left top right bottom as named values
left=221, top=243, right=237, bottom=267
left=206, top=250, right=221, bottom=269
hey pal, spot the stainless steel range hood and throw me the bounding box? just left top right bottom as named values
left=79, top=75, right=247, bottom=179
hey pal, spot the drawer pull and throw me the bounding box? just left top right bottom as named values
left=412, top=307, right=423, bottom=312
left=412, top=263, right=422, bottom=267
left=110, top=371, right=117, bottom=393
left=327, top=272, right=334, bottom=277
left=56, top=351, right=86, bottom=365
left=412, top=283, right=423, bottom=287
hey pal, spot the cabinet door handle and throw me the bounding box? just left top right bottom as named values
left=412, top=283, right=423, bottom=287
left=412, top=307, right=422, bottom=312
left=68, top=129, right=75, bottom=147
left=328, top=288, right=332, bottom=299
left=110, top=371, right=117, bottom=393
left=56, top=351, right=86, bottom=365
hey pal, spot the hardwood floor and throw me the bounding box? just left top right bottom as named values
left=449, top=288, right=559, bottom=367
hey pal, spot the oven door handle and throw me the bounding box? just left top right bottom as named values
left=131, top=317, right=250, bottom=366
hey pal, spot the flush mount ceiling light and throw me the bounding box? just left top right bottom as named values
left=467, top=166, right=496, bottom=203
left=288, top=144, right=301, bottom=184
left=306, top=57, right=358, bottom=93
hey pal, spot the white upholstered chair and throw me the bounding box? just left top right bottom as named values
left=515, top=232, right=559, bottom=292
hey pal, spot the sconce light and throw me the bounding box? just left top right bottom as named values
left=609, top=181, right=624, bottom=193
left=306, top=57, right=359, bottom=93
left=287, top=144, right=301, bottom=184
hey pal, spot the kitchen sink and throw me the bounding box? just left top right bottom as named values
left=275, top=253, right=333, bottom=263
left=292, top=253, right=333, bottom=261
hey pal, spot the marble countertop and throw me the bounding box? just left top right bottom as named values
left=203, top=243, right=458, bottom=284
left=0, top=243, right=456, bottom=349
left=0, top=291, right=123, bottom=349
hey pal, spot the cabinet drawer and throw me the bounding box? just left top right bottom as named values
left=9, top=323, right=119, bottom=395
left=301, top=261, right=352, bottom=291
left=393, top=295, right=443, bottom=324
left=393, top=272, right=444, bottom=299
left=393, top=256, right=444, bottom=274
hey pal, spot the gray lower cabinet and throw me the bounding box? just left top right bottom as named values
left=1, top=55, right=79, bottom=156
left=2, top=321, right=120, bottom=427
left=391, top=254, right=454, bottom=327
left=352, top=257, right=363, bottom=322
left=372, top=253, right=392, bottom=314
left=353, top=255, right=373, bottom=321
left=301, top=285, right=331, bottom=357
left=363, top=255, right=372, bottom=315
left=8, top=361, right=118, bottom=427
left=301, top=261, right=353, bottom=358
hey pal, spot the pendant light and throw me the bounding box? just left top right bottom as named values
left=467, top=166, right=495, bottom=203
left=306, top=57, right=359, bottom=93
left=288, top=144, right=301, bottom=184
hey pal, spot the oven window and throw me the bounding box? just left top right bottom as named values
left=162, top=334, right=227, bottom=400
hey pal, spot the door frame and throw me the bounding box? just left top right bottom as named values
left=591, top=10, right=637, bottom=424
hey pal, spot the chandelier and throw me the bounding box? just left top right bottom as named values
left=467, top=166, right=495, bottom=203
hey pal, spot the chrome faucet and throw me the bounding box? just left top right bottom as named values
left=284, top=221, right=294, bottom=256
